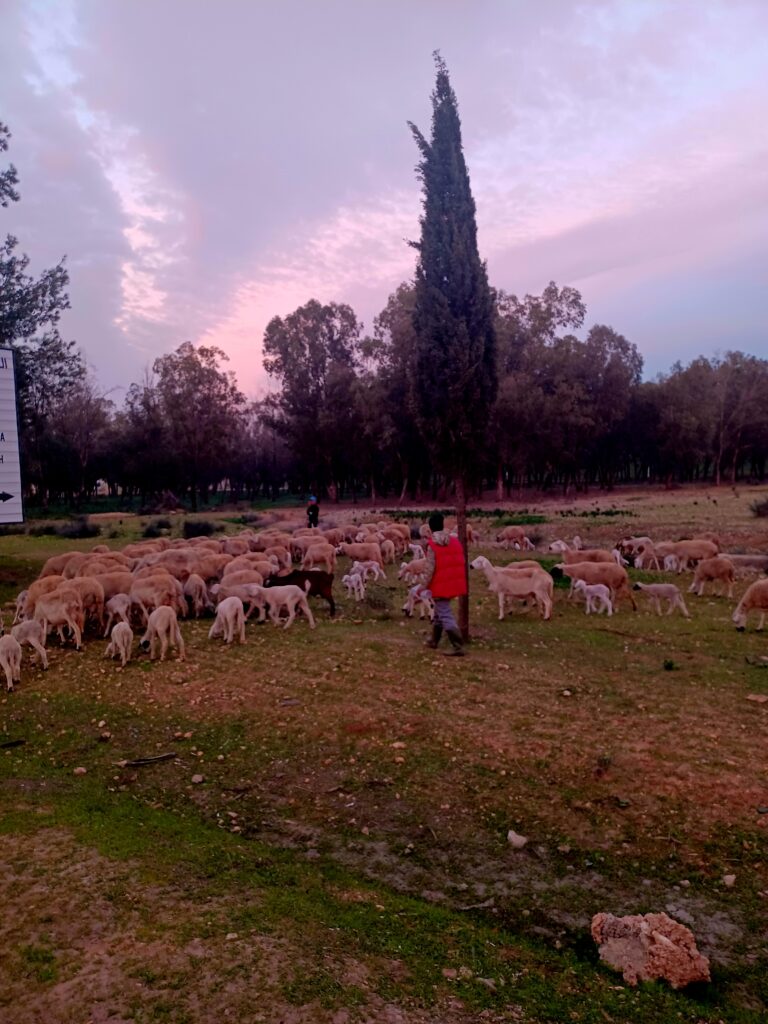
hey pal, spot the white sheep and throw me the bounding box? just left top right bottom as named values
left=0, top=634, right=22, bottom=691
left=402, top=585, right=434, bottom=620
left=548, top=539, right=570, bottom=553
left=103, top=593, right=132, bottom=637
left=353, top=559, right=386, bottom=582
left=663, top=554, right=680, bottom=572
left=407, top=543, right=424, bottom=560
left=470, top=556, right=553, bottom=621
left=139, top=606, right=185, bottom=662
left=342, top=573, right=366, bottom=602
left=257, top=583, right=316, bottom=630
left=732, top=578, right=768, bottom=631
left=208, top=596, right=246, bottom=644
left=10, top=620, right=48, bottom=670
left=12, top=590, right=28, bottom=625
left=572, top=579, right=613, bottom=615
left=611, top=549, right=629, bottom=567
left=632, top=582, right=690, bottom=618
left=105, top=621, right=134, bottom=666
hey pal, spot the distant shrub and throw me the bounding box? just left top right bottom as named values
left=750, top=498, right=768, bottom=518
left=558, top=508, right=638, bottom=519
left=0, top=523, right=26, bottom=536
left=28, top=523, right=57, bottom=536
left=142, top=517, right=172, bottom=538
left=493, top=514, right=548, bottom=527
left=54, top=516, right=100, bottom=539
left=182, top=518, right=219, bottom=538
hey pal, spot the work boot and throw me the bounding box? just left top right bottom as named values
left=444, top=629, right=465, bottom=656
left=425, top=624, right=443, bottom=649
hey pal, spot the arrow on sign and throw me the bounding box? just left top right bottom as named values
left=0, top=492, right=13, bottom=502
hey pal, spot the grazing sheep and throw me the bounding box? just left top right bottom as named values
left=562, top=548, right=616, bottom=565
left=0, top=634, right=23, bottom=691
left=732, top=579, right=768, bottom=631
left=105, top=621, right=134, bottom=667
left=633, top=582, right=690, bottom=618
left=301, top=542, right=336, bottom=573
left=33, top=586, right=84, bottom=649
left=663, top=554, right=680, bottom=572
left=210, top=583, right=266, bottom=622
left=139, top=606, right=185, bottom=661
left=259, top=583, right=316, bottom=630
left=264, top=570, right=335, bottom=617
left=397, top=559, right=426, bottom=583
left=669, top=539, right=719, bottom=572
left=183, top=573, right=211, bottom=618
left=208, top=596, right=246, bottom=644
left=548, top=539, right=570, bottom=553
left=470, top=556, right=553, bottom=621
left=689, top=556, right=736, bottom=598
left=496, top=525, right=529, bottom=550
left=572, top=579, right=613, bottom=615
left=11, top=620, right=48, bottom=669
left=336, top=542, right=384, bottom=568
left=407, top=542, right=424, bottom=561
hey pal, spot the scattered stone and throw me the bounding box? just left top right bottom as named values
left=746, top=694, right=768, bottom=703
left=507, top=829, right=528, bottom=849
left=561, top=689, right=572, bottom=697
left=723, top=874, right=736, bottom=888
left=225, top=932, right=238, bottom=941
left=191, top=774, right=205, bottom=784
left=73, top=766, right=87, bottom=776
left=679, top=880, right=690, bottom=888
left=591, top=911, right=710, bottom=989
left=442, top=968, right=458, bottom=979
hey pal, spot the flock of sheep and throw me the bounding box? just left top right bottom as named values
left=1, top=514, right=767, bottom=692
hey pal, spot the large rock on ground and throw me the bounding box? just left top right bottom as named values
left=591, top=911, right=711, bottom=988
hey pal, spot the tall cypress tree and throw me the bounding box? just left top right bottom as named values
left=408, top=53, right=497, bottom=639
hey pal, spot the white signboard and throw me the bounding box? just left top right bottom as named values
left=0, top=348, right=24, bottom=523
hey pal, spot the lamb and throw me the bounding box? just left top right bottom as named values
left=259, top=583, right=316, bottom=630
left=12, top=590, right=28, bottom=625
left=264, top=569, right=335, bottom=617
left=402, top=585, right=434, bottom=620
left=0, top=634, right=22, bottom=691
left=732, top=579, right=768, bottom=631
left=548, top=539, right=570, bottom=553
left=354, top=559, right=387, bottom=582
left=552, top=562, right=637, bottom=611
left=612, top=549, right=629, bottom=567
left=139, top=606, right=185, bottom=661
left=407, top=542, right=424, bottom=560
left=104, top=621, right=134, bottom=667
left=663, top=554, right=680, bottom=572
left=632, top=582, right=690, bottom=618
left=689, top=556, right=735, bottom=598
left=572, top=579, right=613, bottom=615
left=470, top=556, right=552, bottom=620
left=208, top=596, right=246, bottom=644
left=633, top=544, right=662, bottom=571
left=10, top=620, right=48, bottom=669
left=398, top=559, right=427, bottom=583
left=103, top=594, right=132, bottom=637
left=380, top=538, right=397, bottom=564
left=342, top=573, right=366, bottom=601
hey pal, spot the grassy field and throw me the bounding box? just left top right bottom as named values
left=1, top=486, right=767, bottom=1023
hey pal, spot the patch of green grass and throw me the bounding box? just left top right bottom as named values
left=18, top=942, right=57, bottom=984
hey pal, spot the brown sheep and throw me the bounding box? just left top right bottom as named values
left=554, top=562, right=637, bottom=611
left=690, top=556, right=735, bottom=598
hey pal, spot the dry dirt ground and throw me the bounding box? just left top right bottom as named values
left=1, top=485, right=767, bottom=1023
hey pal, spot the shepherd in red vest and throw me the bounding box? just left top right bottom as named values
left=423, top=512, right=467, bottom=656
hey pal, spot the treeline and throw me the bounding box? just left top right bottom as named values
left=4, top=121, right=768, bottom=509
left=9, top=284, right=768, bottom=511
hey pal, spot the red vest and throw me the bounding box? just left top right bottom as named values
left=428, top=537, right=468, bottom=599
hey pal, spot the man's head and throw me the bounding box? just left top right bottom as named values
left=428, top=512, right=444, bottom=533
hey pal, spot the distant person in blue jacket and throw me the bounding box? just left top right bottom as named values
left=306, top=495, right=319, bottom=528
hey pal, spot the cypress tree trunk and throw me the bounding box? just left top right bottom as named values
left=455, top=474, right=469, bottom=641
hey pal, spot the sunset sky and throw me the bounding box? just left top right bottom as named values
left=2, top=0, right=767, bottom=398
